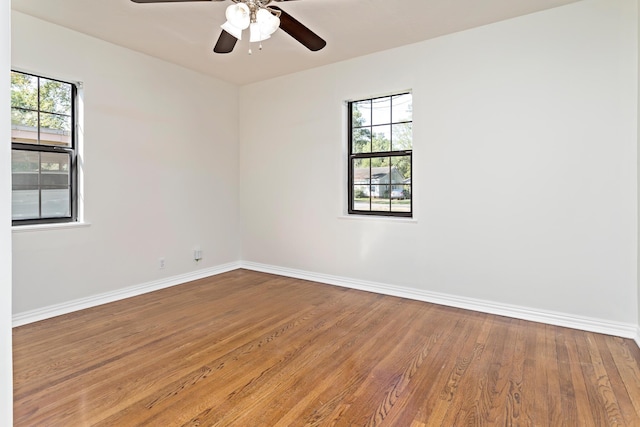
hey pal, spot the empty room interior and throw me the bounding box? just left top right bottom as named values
left=3, top=0, right=640, bottom=425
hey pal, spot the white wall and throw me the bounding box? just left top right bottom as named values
left=240, top=0, right=638, bottom=325
left=1, top=0, right=13, bottom=424
left=11, top=12, right=240, bottom=313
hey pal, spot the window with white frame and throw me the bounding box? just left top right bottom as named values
left=348, top=92, right=412, bottom=217
left=11, top=70, right=78, bottom=225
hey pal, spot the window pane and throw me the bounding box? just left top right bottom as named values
left=40, top=113, right=72, bottom=147
left=371, top=185, right=390, bottom=211
left=370, top=184, right=383, bottom=199
left=352, top=158, right=371, bottom=211
left=12, top=190, right=39, bottom=220
left=392, top=122, right=412, bottom=151
left=11, top=108, right=37, bottom=128
left=371, top=96, right=391, bottom=125
left=40, top=152, right=71, bottom=218
left=42, top=189, right=70, bottom=218
left=352, top=158, right=370, bottom=184
left=371, top=125, right=391, bottom=152
left=11, top=150, right=72, bottom=220
left=391, top=185, right=411, bottom=212
left=369, top=161, right=391, bottom=197
left=390, top=184, right=411, bottom=200
left=352, top=186, right=370, bottom=211
left=352, top=128, right=371, bottom=154
left=11, top=72, right=38, bottom=110
left=352, top=100, right=371, bottom=127
left=41, top=112, right=70, bottom=132
left=41, top=151, right=70, bottom=172
left=12, top=150, right=39, bottom=176
left=11, top=109, right=38, bottom=144
left=40, top=78, right=72, bottom=115
left=370, top=156, right=390, bottom=170
left=391, top=155, right=411, bottom=183
left=41, top=152, right=70, bottom=187
left=12, top=150, right=40, bottom=220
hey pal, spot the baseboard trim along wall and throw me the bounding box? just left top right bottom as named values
left=240, top=261, right=640, bottom=341
left=12, top=262, right=241, bottom=327
left=12, top=260, right=640, bottom=345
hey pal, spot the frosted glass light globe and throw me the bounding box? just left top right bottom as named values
left=256, top=8, right=280, bottom=36
left=225, top=3, right=250, bottom=30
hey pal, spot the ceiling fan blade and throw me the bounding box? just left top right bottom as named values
left=213, top=30, right=238, bottom=54
left=270, top=6, right=326, bottom=52
left=131, top=0, right=220, bottom=3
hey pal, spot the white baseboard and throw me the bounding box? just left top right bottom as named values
left=12, top=260, right=640, bottom=346
left=240, top=261, right=639, bottom=340
left=12, top=262, right=241, bottom=327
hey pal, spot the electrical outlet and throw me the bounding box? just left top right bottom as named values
left=194, top=248, right=202, bottom=262
left=159, top=258, right=166, bottom=269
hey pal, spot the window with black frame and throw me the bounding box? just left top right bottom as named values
left=11, top=70, right=77, bottom=225
left=348, top=92, right=412, bottom=217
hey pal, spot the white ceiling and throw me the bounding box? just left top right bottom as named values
left=11, top=0, right=582, bottom=85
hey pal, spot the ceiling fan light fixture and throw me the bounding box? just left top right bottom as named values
left=256, top=8, right=280, bottom=36
left=221, top=20, right=244, bottom=40
left=225, top=3, right=250, bottom=30
left=131, top=0, right=327, bottom=55
left=249, top=22, right=269, bottom=43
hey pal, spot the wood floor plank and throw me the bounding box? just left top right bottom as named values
left=428, top=323, right=488, bottom=422
left=437, top=315, right=498, bottom=426
left=522, top=321, right=544, bottom=426
left=565, top=331, right=603, bottom=427
left=13, top=269, right=640, bottom=426
left=593, top=334, right=638, bottom=427
left=503, top=320, right=535, bottom=427
left=537, top=324, right=563, bottom=425
left=579, top=333, right=626, bottom=426
left=474, top=317, right=521, bottom=426
left=605, top=336, right=640, bottom=424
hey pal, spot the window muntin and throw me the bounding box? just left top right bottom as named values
left=11, top=71, right=77, bottom=225
left=348, top=93, right=412, bottom=216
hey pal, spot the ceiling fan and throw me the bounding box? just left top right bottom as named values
left=130, top=0, right=326, bottom=54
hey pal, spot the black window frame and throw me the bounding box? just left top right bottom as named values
left=348, top=92, right=413, bottom=218
left=11, top=70, right=78, bottom=226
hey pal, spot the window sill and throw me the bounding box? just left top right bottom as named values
left=338, top=215, right=417, bottom=224
left=12, top=221, right=91, bottom=233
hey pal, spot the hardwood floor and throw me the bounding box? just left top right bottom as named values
left=13, top=269, right=640, bottom=426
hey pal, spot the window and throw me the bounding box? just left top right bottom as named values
left=348, top=92, right=412, bottom=217
left=11, top=71, right=77, bottom=225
